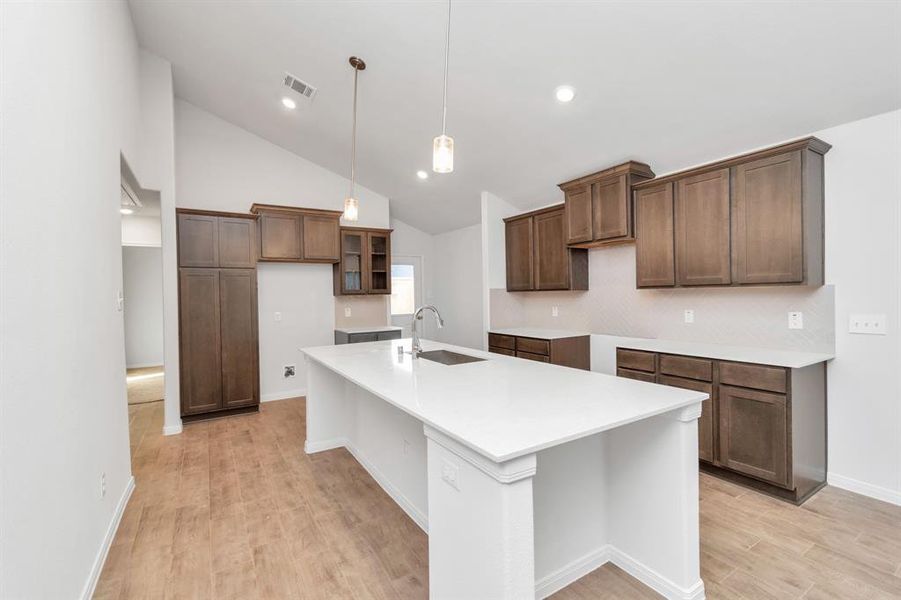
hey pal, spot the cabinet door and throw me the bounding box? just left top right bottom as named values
left=259, top=213, right=302, bottom=260
left=593, top=174, right=629, bottom=240
left=178, top=213, right=219, bottom=267
left=534, top=209, right=570, bottom=290
left=302, top=214, right=340, bottom=262
left=634, top=183, right=675, bottom=287
left=718, top=385, right=789, bottom=487
left=367, top=232, right=391, bottom=294
left=338, top=230, right=366, bottom=294
left=219, top=269, right=259, bottom=409
left=179, top=269, right=222, bottom=415
left=732, top=151, right=803, bottom=284
left=675, top=168, right=731, bottom=286
left=564, top=185, right=593, bottom=244
left=218, top=217, right=256, bottom=268
left=505, top=217, right=534, bottom=291
left=658, top=375, right=715, bottom=463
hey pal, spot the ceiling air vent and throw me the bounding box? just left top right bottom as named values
left=283, top=72, right=317, bottom=100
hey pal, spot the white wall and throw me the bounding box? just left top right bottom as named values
left=121, top=214, right=162, bottom=247
left=481, top=191, right=519, bottom=348
left=433, top=224, right=485, bottom=350
left=122, top=246, right=164, bottom=368
left=137, top=50, right=180, bottom=435
left=0, top=1, right=141, bottom=597
left=174, top=99, right=391, bottom=400
left=390, top=217, right=438, bottom=338
left=819, top=110, right=901, bottom=504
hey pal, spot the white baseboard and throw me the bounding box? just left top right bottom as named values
left=80, top=475, right=135, bottom=600
left=535, top=546, right=611, bottom=599
left=125, top=361, right=164, bottom=370
left=162, top=422, right=182, bottom=436
left=344, top=442, right=429, bottom=533
left=304, top=437, right=347, bottom=454
left=608, top=546, right=706, bottom=600
left=261, top=388, right=306, bottom=403
left=828, top=472, right=901, bottom=506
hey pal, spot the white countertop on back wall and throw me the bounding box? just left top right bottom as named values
left=489, top=327, right=834, bottom=368
left=334, top=325, right=403, bottom=334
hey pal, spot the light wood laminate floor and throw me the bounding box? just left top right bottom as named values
left=96, top=398, right=901, bottom=599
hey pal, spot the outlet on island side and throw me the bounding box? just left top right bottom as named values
left=684, top=309, right=695, bottom=324
left=284, top=365, right=296, bottom=378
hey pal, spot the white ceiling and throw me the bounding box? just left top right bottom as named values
left=129, top=1, right=901, bottom=234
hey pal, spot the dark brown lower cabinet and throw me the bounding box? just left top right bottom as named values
left=179, top=268, right=259, bottom=419
left=488, top=332, right=590, bottom=370
left=616, top=347, right=826, bottom=504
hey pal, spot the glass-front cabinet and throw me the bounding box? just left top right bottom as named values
left=334, top=227, right=392, bottom=295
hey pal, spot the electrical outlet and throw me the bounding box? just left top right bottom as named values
left=274, top=311, right=282, bottom=322
left=284, top=365, right=296, bottom=377
left=551, top=306, right=559, bottom=317
left=116, top=290, right=124, bottom=312
left=344, top=306, right=352, bottom=318
left=684, top=309, right=694, bottom=324
left=788, top=312, right=804, bottom=330
left=441, top=460, right=459, bottom=490
left=100, top=472, right=107, bottom=499
left=849, top=314, right=887, bottom=335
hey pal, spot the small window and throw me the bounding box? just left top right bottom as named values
left=390, top=264, right=415, bottom=316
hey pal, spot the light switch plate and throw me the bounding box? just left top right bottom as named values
left=684, top=309, right=694, bottom=324
left=344, top=306, right=352, bottom=318
left=849, top=314, right=887, bottom=335
left=552, top=306, right=559, bottom=317
left=274, top=311, right=282, bottom=322
left=788, top=312, right=804, bottom=330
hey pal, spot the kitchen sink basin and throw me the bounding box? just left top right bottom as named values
left=417, top=350, right=485, bottom=365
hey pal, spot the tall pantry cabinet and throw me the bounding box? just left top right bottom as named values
left=177, top=209, right=260, bottom=420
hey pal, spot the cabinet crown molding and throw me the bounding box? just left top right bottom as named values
left=632, top=136, right=831, bottom=190
left=502, top=203, right=564, bottom=223
left=557, top=160, right=655, bottom=191
left=250, top=203, right=344, bottom=218
left=176, top=208, right=258, bottom=220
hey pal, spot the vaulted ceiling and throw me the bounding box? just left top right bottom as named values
left=129, top=1, right=901, bottom=234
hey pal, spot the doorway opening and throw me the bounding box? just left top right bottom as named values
left=119, top=157, right=164, bottom=450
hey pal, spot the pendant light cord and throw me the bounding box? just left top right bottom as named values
left=441, top=0, right=451, bottom=135
left=350, top=64, right=359, bottom=198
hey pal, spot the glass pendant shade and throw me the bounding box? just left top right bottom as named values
left=433, top=134, right=454, bottom=173
left=343, top=196, right=359, bottom=222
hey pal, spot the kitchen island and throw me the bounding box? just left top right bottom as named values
left=302, top=338, right=708, bottom=599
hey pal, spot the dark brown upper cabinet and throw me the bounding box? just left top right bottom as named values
left=559, top=161, right=655, bottom=248
left=177, top=210, right=257, bottom=269
left=634, top=183, right=675, bottom=287
left=333, top=227, right=392, bottom=295
left=250, top=204, right=342, bottom=264
left=675, top=168, right=732, bottom=286
left=504, top=205, right=588, bottom=292
left=633, top=137, right=830, bottom=289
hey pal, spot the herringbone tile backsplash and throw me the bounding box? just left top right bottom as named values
left=490, top=245, right=834, bottom=353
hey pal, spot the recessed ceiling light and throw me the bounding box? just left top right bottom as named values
left=555, top=85, right=575, bottom=103
left=281, top=96, right=297, bottom=110
left=120, top=208, right=134, bottom=215
left=416, top=170, right=429, bottom=180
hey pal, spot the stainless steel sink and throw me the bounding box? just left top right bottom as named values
left=417, top=350, right=485, bottom=365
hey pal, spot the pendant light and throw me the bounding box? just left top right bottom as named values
left=343, top=56, right=366, bottom=222
left=433, top=0, right=453, bottom=173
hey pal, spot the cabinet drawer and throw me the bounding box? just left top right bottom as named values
left=617, top=368, right=657, bottom=383
left=376, top=330, right=401, bottom=341
left=659, top=354, right=712, bottom=382
left=348, top=332, right=378, bottom=343
left=488, top=333, right=516, bottom=350
left=489, top=346, right=515, bottom=357
left=719, top=361, right=787, bottom=393
left=517, top=337, right=550, bottom=356
left=517, top=351, right=549, bottom=363
left=616, top=348, right=657, bottom=373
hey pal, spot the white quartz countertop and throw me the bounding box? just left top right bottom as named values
left=302, top=338, right=706, bottom=463
left=489, top=327, right=591, bottom=340
left=335, top=326, right=403, bottom=334
left=600, top=335, right=834, bottom=368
